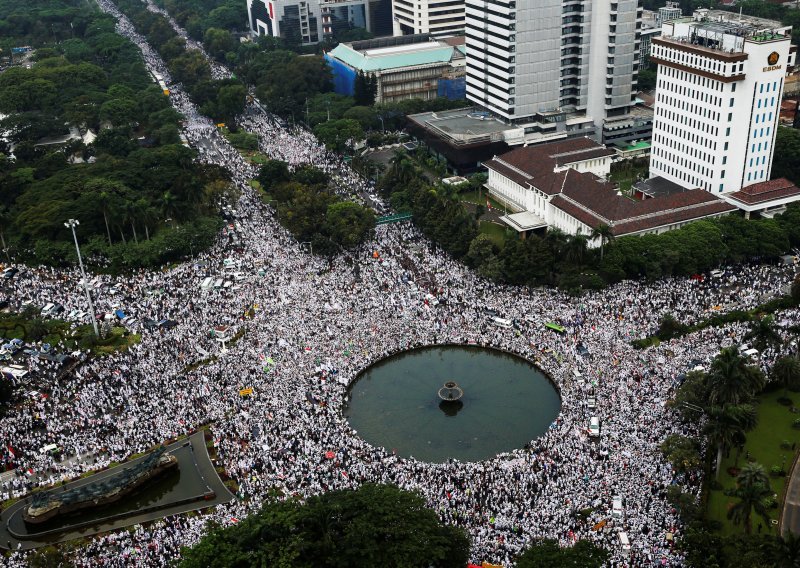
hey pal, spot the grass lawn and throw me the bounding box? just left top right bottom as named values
left=460, top=190, right=505, bottom=211
left=706, top=388, right=800, bottom=536
left=609, top=163, right=649, bottom=194
left=92, top=326, right=141, bottom=356
left=479, top=221, right=509, bottom=247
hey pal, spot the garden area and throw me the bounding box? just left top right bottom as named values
left=0, top=311, right=140, bottom=355
left=608, top=157, right=649, bottom=195
left=706, top=387, right=800, bottom=536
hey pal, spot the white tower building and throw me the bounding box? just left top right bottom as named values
left=649, top=10, right=796, bottom=194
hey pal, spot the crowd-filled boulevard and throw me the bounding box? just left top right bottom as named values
left=1, top=1, right=798, bottom=565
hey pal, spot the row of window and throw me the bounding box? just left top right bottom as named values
left=657, top=94, right=722, bottom=120
left=652, top=133, right=717, bottom=166
left=652, top=146, right=715, bottom=180
left=654, top=107, right=721, bottom=139
left=747, top=170, right=767, bottom=182
left=759, top=81, right=779, bottom=94
left=751, top=127, right=772, bottom=140
left=652, top=44, right=743, bottom=76
left=754, top=111, right=774, bottom=125
left=756, top=97, right=776, bottom=109
left=652, top=158, right=715, bottom=192
left=749, top=155, right=768, bottom=168
left=657, top=64, right=729, bottom=92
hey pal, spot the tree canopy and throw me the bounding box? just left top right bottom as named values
left=179, top=484, right=470, bottom=568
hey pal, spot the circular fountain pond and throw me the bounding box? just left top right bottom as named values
left=343, top=345, right=561, bottom=463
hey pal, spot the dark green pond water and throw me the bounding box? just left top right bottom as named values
left=343, top=346, right=561, bottom=463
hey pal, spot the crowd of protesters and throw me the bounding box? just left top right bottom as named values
left=0, top=1, right=798, bottom=566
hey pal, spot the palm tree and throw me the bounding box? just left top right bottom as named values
left=159, top=191, right=179, bottom=223
left=705, top=403, right=757, bottom=477
left=97, top=191, right=113, bottom=246
left=0, top=204, right=11, bottom=262
left=773, top=531, right=800, bottom=568
left=123, top=200, right=138, bottom=244
left=707, top=347, right=766, bottom=406
left=746, top=315, right=783, bottom=351
left=737, top=462, right=770, bottom=490
left=727, top=464, right=773, bottom=534
left=591, top=224, right=615, bottom=261
left=773, top=356, right=800, bottom=395
left=564, top=233, right=589, bottom=265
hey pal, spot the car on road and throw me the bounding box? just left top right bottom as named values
left=588, top=416, right=600, bottom=438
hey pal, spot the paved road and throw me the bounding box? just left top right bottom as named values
left=782, top=452, right=800, bottom=536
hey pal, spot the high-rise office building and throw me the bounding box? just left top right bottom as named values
left=649, top=10, right=796, bottom=194
left=247, top=0, right=392, bottom=45
left=392, top=0, right=465, bottom=37
left=464, top=0, right=641, bottom=133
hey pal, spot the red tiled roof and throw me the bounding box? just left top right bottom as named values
left=550, top=170, right=737, bottom=236
left=725, top=178, right=800, bottom=205
left=487, top=140, right=738, bottom=237
left=484, top=139, right=614, bottom=195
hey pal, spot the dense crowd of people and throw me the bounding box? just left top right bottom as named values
left=0, top=2, right=798, bottom=566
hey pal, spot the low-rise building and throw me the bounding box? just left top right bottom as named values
left=325, top=35, right=465, bottom=103
left=483, top=139, right=739, bottom=244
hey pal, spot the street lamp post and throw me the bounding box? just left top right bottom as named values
left=64, top=219, right=99, bottom=337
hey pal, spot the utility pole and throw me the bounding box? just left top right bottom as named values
left=64, top=219, right=99, bottom=337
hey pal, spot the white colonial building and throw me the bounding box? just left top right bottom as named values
left=484, top=139, right=737, bottom=245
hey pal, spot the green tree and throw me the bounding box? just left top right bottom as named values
left=313, top=119, right=363, bottom=153
left=661, top=434, right=702, bottom=474
left=705, top=403, right=757, bottom=477
left=257, top=159, right=290, bottom=191
left=179, top=484, right=469, bottom=568
left=707, top=347, right=766, bottom=407
left=772, top=356, right=800, bottom=395
left=773, top=126, right=800, bottom=185
left=324, top=201, right=375, bottom=249
left=216, top=83, right=247, bottom=122
left=744, top=315, right=782, bottom=351
left=726, top=462, right=773, bottom=535
left=772, top=531, right=800, bottom=568
left=591, top=223, right=614, bottom=261
left=515, top=538, right=609, bottom=568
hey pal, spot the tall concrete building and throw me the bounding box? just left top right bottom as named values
left=392, top=0, right=465, bottom=37
left=464, top=0, right=641, bottom=136
left=649, top=10, right=796, bottom=194
left=247, top=0, right=392, bottom=45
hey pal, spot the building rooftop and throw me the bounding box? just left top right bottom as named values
left=551, top=172, right=737, bottom=236
left=408, top=108, right=518, bottom=145
left=633, top=176, right=691, bottom=198
left=485, top=138, right=616, bottom=193
left=724, top=178, right=800, bottom=206
left=327, top=34, right=463, bottom=72
left=486, top=147, right=737, bottom=237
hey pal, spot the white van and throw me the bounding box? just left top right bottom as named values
left=612, top=496, right=623, bottom=520
left=201, top=277, right=213, bottom=291
left=743, top=348, right=759, bottom=360
left=41, top=303, right=55, bottom=316
left=213, top=278, right=224, bottom=289
left=491, top=316, right=512, bottom=328
left=618, top=532, right=631, bottom=557
left=588, top=416, right=600, bottom=438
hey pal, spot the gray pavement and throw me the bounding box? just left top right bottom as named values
left=0, top=431, right=233, bottom=551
